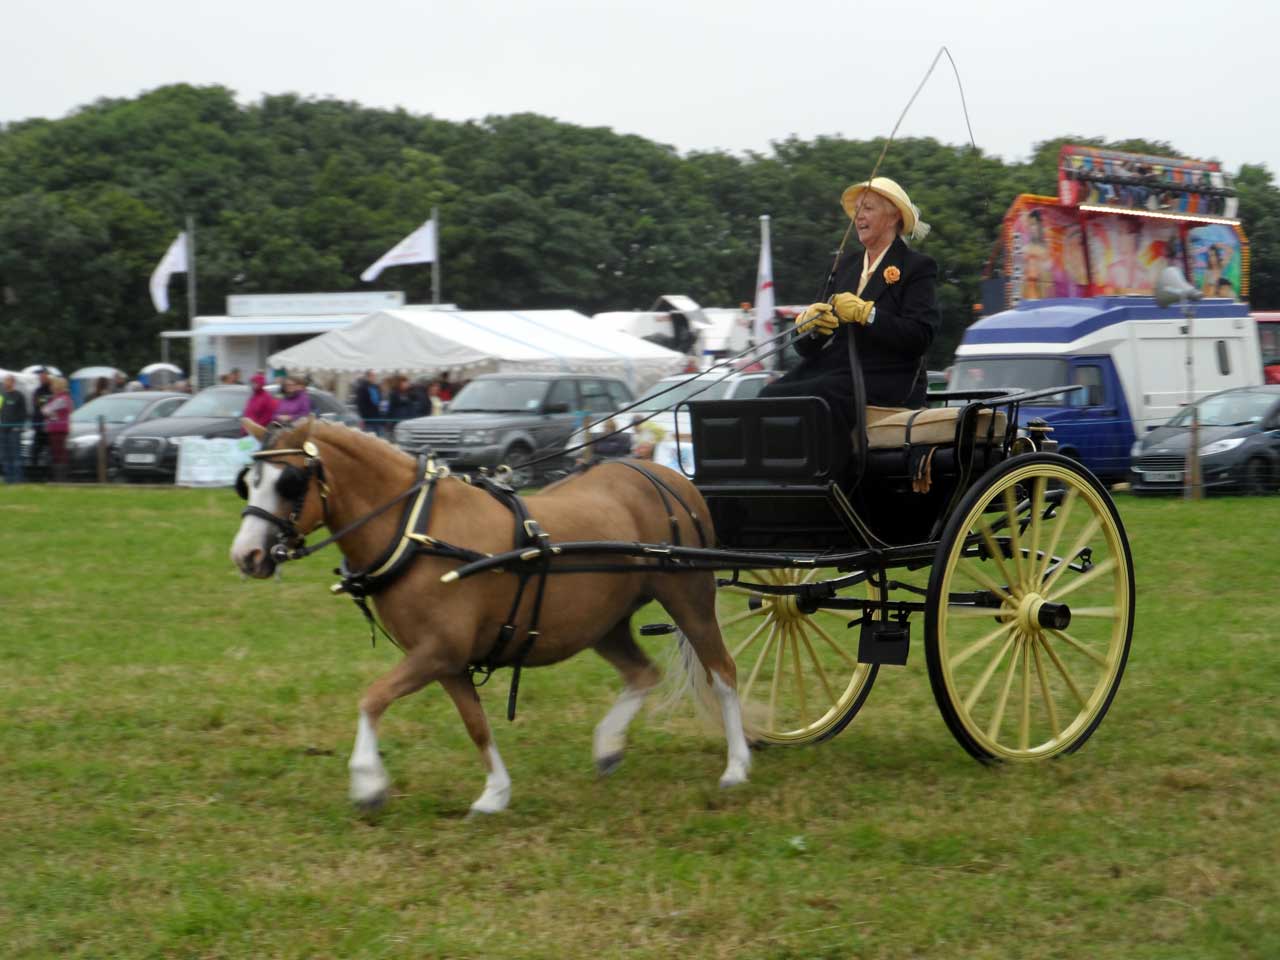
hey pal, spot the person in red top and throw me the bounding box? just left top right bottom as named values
left=42, top=376, right=73, bottom=482
left=243, top=373, right=278, bottom=430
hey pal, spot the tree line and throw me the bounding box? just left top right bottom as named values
left=2, top=84, right=1278, bottom=374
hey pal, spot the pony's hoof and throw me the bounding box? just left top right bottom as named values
left=595, top=752, right=624, bottom=777
left=718, top=770, right=749, bottom=790
left=353, top=789, right=387, bottom=812
left=466, top=802, right=505, bottom=820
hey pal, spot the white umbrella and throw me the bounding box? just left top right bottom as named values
left=140, top=362, right=183, bottom=376
left=70, top=366, right=125, bottom=381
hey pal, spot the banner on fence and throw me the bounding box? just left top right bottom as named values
left=175, top=436, right=260, bottom=487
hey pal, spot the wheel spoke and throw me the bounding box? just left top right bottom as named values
left=1032, top=636, right=1061, bottom=739
left=731, top=615, right=774, bottom=660
left=1041, top=515, right=1102, bottom=596
left=1027, top=477, right=1046, bottom=590
left=807, top=618, right=859, bottom=669
left=1038, top=634, right=1087, bottom=708
left=721, top=583, right=770, bottom=598
left=984, top=633, right=1021, bottom=738
left=975, top=518, right=1018, bottom=599
left=1047, top=627, right=1111, bottom=668
left=950, top=619, right=1018, bottom=669
left=1019, top=632, right=1032, bottom=751
left=1002, top=487, right=1028, bottom=591
left=740, top=621, right=779, bottom=704
left=947, top=604, right=1010, bottom=619
left=1046, top=556, right=1117, bottom=603
left=956, top=560, right=1016, bottom=604
left=767, top=625, right=787, bottom=731
left=796, top=622, right=838, bottom=705
left=789, top=625, right=809, bottom=726
left=963, top=631, right=1017, bottom=714
left=1036, top=488, right=1077, bottom=586
left=1069, top=606, right=1117, bottom=618
left=721, top=606, right=768, bottom=630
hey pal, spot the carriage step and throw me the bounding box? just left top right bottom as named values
left=858, top=620, right=911, bottom=666
left=639, top=623, right=677, bottom=636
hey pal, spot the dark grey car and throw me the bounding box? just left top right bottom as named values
left=393, top=373, right=634, bottom=486
left=115, top=384, right=359, bottom=481
left=21, top=391, right=188, bottom=480
left=1130, top=385, right=1280, bottom=494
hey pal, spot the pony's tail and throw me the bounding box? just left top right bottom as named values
left=657, top=630, right=724, bottom=730
left=658, top=631, right=762, bottom=740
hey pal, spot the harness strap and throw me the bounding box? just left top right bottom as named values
left=613, top=460, right=708, bottom=548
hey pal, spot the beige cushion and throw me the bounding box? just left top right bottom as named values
left=865, top=406, right=1007, bottom=449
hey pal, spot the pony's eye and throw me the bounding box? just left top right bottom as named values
left=276, top=465, right=307, bottom=501
left=234, top=467, right=249, bottom=500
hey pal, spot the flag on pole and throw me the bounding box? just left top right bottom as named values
left=149, top=232, right=189, bottom=313
left=361, top=218, right=437, bottom=283
left=754, top=215, right=776, bottom=365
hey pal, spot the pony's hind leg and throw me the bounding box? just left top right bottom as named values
left=439, top=675, right=511, bottom=816
left=349, top=647, right=449, bottom=810
left=656, top=575, right=752, bottom=789
left=591, top=618, right=662, bottom=776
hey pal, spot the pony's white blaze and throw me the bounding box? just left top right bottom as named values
left=470, top=744, right=511, bottom=815
left=712, top=673, right=751, bottom=788
left=348, top=710, right=390, bottom=805
left=230, top=462, right=286, bottom=575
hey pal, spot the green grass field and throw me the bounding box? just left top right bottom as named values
left=1, top=485, right=1277, bottom=959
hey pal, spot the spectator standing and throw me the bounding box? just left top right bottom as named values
left=1, top=374, right=28, bottom=483
left=437, top=373, right=454, bottom=403
left=274, top=376, right=312, bottom=423
left=90, top=376, right=112, bottom=401
left=243, top=373, right=278, bottom=429
left=28, top=369, right=52, bottom=472
left=426, top=381, right=445, bottom=415
left=42, top=377, right=73, bottom=482
left=354, top=370, right=383, bottom=433
left=387, top=376, right=420, bottom=424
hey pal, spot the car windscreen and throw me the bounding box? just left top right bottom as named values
left=70, top=394, right=157, bottom=425
left=448, top=379, right=548, bottom=413
left=633, top=377, right=731, bottom=412
left=1170, top=391, right=1277, bottom=427
left=948, top=358, right=1073, bottom=405
left=174, top=388, right=249, bottom=418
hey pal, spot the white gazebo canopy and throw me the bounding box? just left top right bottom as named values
left=267, top=309, right=688, bottom=392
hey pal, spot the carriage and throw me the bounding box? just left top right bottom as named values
left=439, top=337, right=1136, bottom=765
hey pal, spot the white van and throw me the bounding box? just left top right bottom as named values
left=953, top=296, right=1262, bottom=482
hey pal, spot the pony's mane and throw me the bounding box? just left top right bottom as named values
left=266, top=417, right=414, bottom=469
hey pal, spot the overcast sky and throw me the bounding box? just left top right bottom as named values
left=6, top=0, right=1277, bottom=177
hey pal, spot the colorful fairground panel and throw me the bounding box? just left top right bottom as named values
left=991, top=147, right=1249, bottom=309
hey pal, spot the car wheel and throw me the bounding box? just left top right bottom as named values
left=504, top=443, right=536, bottom=489
left=1243, top=457, right=1273, bottom=495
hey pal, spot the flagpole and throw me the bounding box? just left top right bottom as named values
left=431, top=206, right=441, bottom=305
left=185, top=215, right=199, bottom=385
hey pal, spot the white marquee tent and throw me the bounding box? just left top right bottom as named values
left=267, top=309, right=688, bottom=392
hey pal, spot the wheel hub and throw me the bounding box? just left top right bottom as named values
left=1012, top=593, right=1071, bottom=634
left=768, top=594, right=804, bottom=624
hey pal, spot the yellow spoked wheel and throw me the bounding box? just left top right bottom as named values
left=925, top=454, right=1134, bottom=762
left=717, top=567, right=878, bottom=745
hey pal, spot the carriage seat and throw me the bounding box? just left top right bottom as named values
left=864, top=405, right=1007, bottom=449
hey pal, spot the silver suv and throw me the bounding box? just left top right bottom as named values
left=394, top=373, right=634, bottom=486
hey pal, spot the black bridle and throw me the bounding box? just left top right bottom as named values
left=236, top=439, right=331, bottom=562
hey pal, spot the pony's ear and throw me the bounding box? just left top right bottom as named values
left=242, top=418, right=266, bottom=440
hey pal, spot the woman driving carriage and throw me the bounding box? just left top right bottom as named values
left=761, top=176, right=940, bottom=471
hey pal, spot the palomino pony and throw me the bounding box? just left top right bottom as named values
left=229, top=418, right=751, bottom=814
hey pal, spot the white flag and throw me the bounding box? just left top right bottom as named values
left=754, top=215, right=776, bottom=365
left=149, top=232, right=188, bottom=313
left=361, top=219, right=437, bottom=283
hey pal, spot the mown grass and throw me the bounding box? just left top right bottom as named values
left=1, top=485, right=1277, bottom=959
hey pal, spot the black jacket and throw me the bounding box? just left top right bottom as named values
left=1, top=388, right=27, bottom=428
left=789, top=235, right=939, bottom=408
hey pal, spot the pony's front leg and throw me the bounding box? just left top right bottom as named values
left=439, top=676, right=511, bottom=816
left=349, top=710, right=390, bottom=808
left=348, top=649, right=445, bottom=810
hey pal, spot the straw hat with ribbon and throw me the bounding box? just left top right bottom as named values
left=840, top=177, right=931, bottom=242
